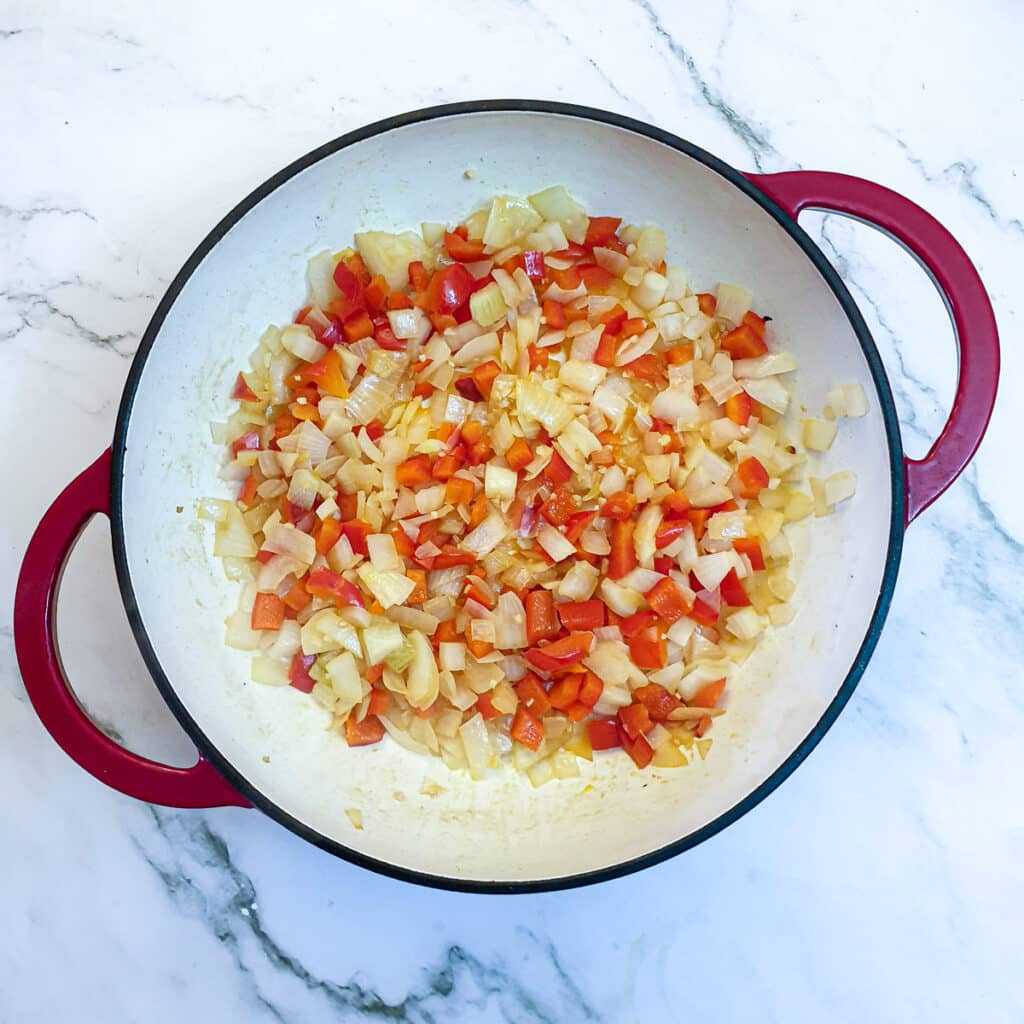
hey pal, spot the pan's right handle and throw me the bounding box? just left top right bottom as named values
left=747, top=170, right=1000, bottom=524
left=14, top=449, right=249, bottom=808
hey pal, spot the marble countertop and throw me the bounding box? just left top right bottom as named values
left=2, top=2, right=1021, bottom=1021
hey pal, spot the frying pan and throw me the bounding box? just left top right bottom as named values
left=14, top=101, right=999, bottom=892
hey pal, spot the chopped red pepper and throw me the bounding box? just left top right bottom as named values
left=601, top=491, right=637, bottom=520
left=515, top=672, right=551, bottom=716
left=588, top=719, right=621, bottom=750
left=424, top=264, right=474, bottom=315
left=525, top=589, right=560, bottom=645
left=667, top=343, right=694, bottom=365
left=454, top=376, right=483, bottom=402
left=408, top=260, right=429, bottom=292
left=522, top=250, right=545, bottom=279
left=579, top=264, right=614, bottom=291
left=524, top=632, right=594, bottom=674
left=633, top=683, right=683, bottom=721
left=719, top=569, right=751, bottom=607
left=736, top=456, right=769, bottom=497
left=315, top=516, right=343, bottom=556
left=654, top=520, right=689, bottom=549
left=696, top=292, right=717, bottom=316
left=511, top=706, right=545, bottom=750
left=548, top=673, right=582, bottom=710
left=544, top=451, right=573, bottom=485
left=374, top=323, right=406, bottom=351
left=691, top=678, right=726, bottom=709
left=542, top=298, right=565, bottom=328
left=584, top=216, right=622, bottom=248
left=332, top=261, right=364, bottom=302
left=251, top=592, right=286, bottom=631
left=549, top=265, right=581, bottom=290
left=288, top=653, right=317, bottom=693
left=646, top=578, right=692, bottom=624
left=622, top=354, right=663, bottom=382
left=687, top=508, right=712, bottom=541
left=344, top=714, right=385, bottom=747
left=743, top=310, right=767, bottom=339
left=282, top=580, right=311, bottom=613
left=725, top=390, right=752, bottom=426
left=444, top=230, right=486, bottom=262
left=364, top=275, right=389, bottom=313
left=720, top=323, right=768, bottom=359
left=471, top=360, right=501, bottom=399
left=577, top=670, right=603, bottom=708
left=230, top=430, right=260, bottom=456
left=476, top=691, right=502, bottom=721
left=733, top=537, right=766, bottom=571
left=431, top=549, right=476, bottom=569
left=340, top=520, right=372, bottom=556
left=396, top=454, right=433, bottom=487
left=620, top=728, right=654, bottom=768
left=540, top=487, right=576, bottom=526
left=339, top=310, right=372, bottom=343
left=597, top=304, right=627, bottom=332
left=505, top=438, right=533, bottom=471
left=564, top=510, right=596, bottom=545
left=231, top=372, right=260, bottom=402
left=627, top=625, right=667, bottom=670
left=608, top=519, right=637, bottom=580
left=305, top=568, right=366, bottom=608
left=593, top=329, right=618, bottom=368
left=619, top=610, right=659, bottom=638
left=444, top=476, right=475, bottom=506
left=557, top=599, right=605, bottom=632
left=618, top=703, right=653, bottom=740
left=297, top=349, right=348, bottom=398
left=689, top=594, right=719, bottom=625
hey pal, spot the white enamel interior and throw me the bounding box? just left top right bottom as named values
left=119, top=110, right=895, bottom=885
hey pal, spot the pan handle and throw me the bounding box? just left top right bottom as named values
left=747, top=170, right=999, bottom=524
left=14, top=449, right=249, bottom=808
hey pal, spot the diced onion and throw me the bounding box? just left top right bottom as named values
left=803, top=417, right=838, bottom=451
left=714, top=283, right=752, bottom=325
left=281, top=324, right=328, bottom=364
left=484, top=464, right=517, bottom=505
left=251, top=656, right=290, bottom=687
left=469, top=282, right=507, bottom=327
left=537, top=525, right=577, bottom=563
left=556, top=561, right=600, bottom=601
left=387, top=307, right=431, bottom=342
left=459, top=712, right=492, bottom=779
left=462, top=514, right=506, bottom=557
left=725, top=607, right=766, bottom=640
left=827, top=382, right=868, bottom=418
left=632, top=272, right=668, bottom=311
left=355, top=230, right=427, bottom=290
left=558, top=359, right=606, bottom=396
left=733, top=352, right=799, bottom=379
left=824, top=470, right=857, bottom=505
left=326, top=651, right=364, bottom=716
left=636, top=226, right=666, bottom=266
left=693, top=552, right=734, bottom=591
left=742, top=376, right=790, bottom=414
left=527, top=186, right=588, bottom=243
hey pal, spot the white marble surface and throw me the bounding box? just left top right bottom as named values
left=2, top=1, right=1022, bottom=1020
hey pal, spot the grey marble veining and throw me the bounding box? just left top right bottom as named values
left=2, top=1, right=1022, bottom=1021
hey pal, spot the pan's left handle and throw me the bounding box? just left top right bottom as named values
left=14, top=449, right=250, bottom=808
